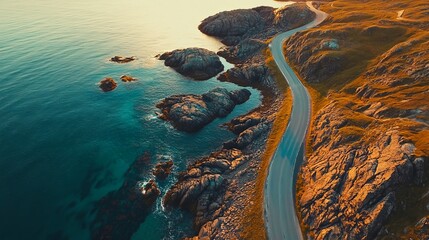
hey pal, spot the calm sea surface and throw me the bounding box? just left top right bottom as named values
left=0, top=0, right=285, bottom=239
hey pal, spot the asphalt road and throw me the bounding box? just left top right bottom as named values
left=264, top=2, right=328, bottom=240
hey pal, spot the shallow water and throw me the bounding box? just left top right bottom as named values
left=0, top=0, right=286, bottom=239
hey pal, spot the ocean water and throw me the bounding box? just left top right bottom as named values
left=0, top=0, right=285, bottom=239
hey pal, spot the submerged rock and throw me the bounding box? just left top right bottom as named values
left=110, top=56, right=136, bottom=63
left=156, top=87, right=251, bottom=132
left=99, top=77, right=117, bottom=92
left=91, top=152, right=160, bottom=240
left=159, top=48, right=224, bottom=80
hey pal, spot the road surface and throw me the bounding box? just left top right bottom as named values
left=264, top=2, right=328, bottom=240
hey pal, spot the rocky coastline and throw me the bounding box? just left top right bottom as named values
left=161, top=3, right=317, bottom=239
left=92, top=1, right=429, bottom=239
left=90, top=3, right=317, bottom=239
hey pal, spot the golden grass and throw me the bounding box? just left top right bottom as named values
left=241, top=48, right=292, bottom=240
left=285, top=0, right=429, bottom=236
left=240, top=0, right=428, bottom=237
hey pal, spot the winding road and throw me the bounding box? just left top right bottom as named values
left=264, top=2, right=328, bottom=240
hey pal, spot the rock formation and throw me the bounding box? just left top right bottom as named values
left=199, top=5, right=314, bottom=47
left=159, top=48, right=224, bottom=80
left=120, top=75, right=137, bottom=82
left=110, top=56, right=136, bottom=63
left=164, top=149, right=242, bottom=228
left=99, top=77, right=117, bottom=92
left=299, top=101, right=419, bottom=239
left=156, top=88, right=251, bottom=132
left=153, top=160, right=173, bottom=180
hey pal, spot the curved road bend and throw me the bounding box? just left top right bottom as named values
left=264, top=2, right=328, bottom=240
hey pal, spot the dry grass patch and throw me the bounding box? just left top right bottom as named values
left=241, top=48, right=292, bottom=240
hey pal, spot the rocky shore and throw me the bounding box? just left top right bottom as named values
left=161, top=3, right=316, bottom=239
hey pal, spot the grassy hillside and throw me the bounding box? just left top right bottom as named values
left=283, top=0, right=429, bottom=238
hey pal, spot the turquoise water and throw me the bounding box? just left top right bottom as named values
left=0, top=0, right=284, bottom=239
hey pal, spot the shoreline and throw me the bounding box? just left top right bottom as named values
left=161, top=3, right=316, bottom=239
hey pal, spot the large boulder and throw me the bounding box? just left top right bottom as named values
left=159, top=48, right=224, bottom=80
left=156, top=88, right=251, bottom=132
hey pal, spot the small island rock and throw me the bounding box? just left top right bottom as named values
left=120, top=75, right=137, bottom=82
left=110, top=56, right=136, bottom=63
left=156, top=87, right=251, bottom=132
left=99, top=78, right=117, bottom=92
left=159, top=48, right=224, bottom=80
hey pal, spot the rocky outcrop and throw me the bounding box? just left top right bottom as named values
left=164, top=149, right=243, bottom=228
left=163, top=109, right=274, bottom=239
left=159, top=48, right=224, bottom=80
left=357, top=37, right=429, bottom=100
left=218, top=64, right=274, bottom=89
left=99, top=77, right=117, bottom=92
left=273, top=4, right=315, bottom=29
left=298, top=100, right=423, bottom=239
left=200, top=4, right=315, bottom=62
left=284, top=29, right=345, bottom=83
left=91, top=152, right=160, bottom=240
left=292, top=40, right=429, bottom=235
left=120, top=75, right=137, bottom=82
left=218, top=38, right=267, bottom=62
left=110, top=56, right=136, bottom=63
left=199, top=9, right=267, bottom=45
left=156, top=87, right=251, bottom=132
left=199, top=4, right=315, bottom=48
left=153, top=160, right=173, bottom=180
